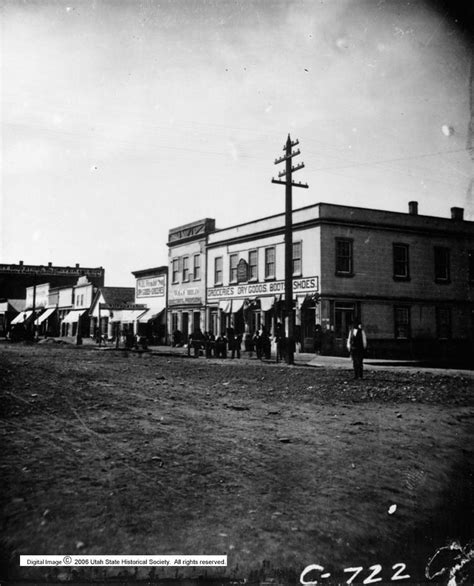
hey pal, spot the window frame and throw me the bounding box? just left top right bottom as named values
left=394, top=305, right=411, bottom=339
left=264, top=246, right=276, bottom=280
left=249, top=249, right=258, bottom=281
left=434, top=246, right=450, bottom=283
left=335, top=238, right=354, bottom=277
left=292, top=240, right=302, bottom=277
left=229, top=253, right=238, bottom=284
left=193, top=254, right=201, bottom=281
left=214, top=256, right=223, bottom=286
left=436, top=307, right=451, bottom=340
left=182, top=256, right=190, bottom=282
left=172, top=258, right=180, bottom=284
left=393, top=243, right=410, bottom=281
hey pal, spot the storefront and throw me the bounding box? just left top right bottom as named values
left=167, top=218, right=215, bottom=345
left=206, top=276, right=319, bottom=349
left=132, top=267, right=168, bottom=344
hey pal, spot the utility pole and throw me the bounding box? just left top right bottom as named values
left=272, top=134, right=308, bottom=365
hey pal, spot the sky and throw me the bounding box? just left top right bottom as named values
left=1, top=0, right=473, bottom=286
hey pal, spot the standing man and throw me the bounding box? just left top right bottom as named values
left=347, top=321, right=367, bottom=379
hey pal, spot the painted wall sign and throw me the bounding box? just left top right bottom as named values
left=207, top=276, right=319, bottom=300
left=136, top=276, right=166, bottom=298
left=169, top=297, right=202, bottom=306
left=236, top=258, right=249, bottom=283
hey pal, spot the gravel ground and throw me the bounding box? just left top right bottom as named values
left=0, top=343, right=473, bottom=585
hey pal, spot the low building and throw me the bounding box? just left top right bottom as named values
left=0, top=261, right=104, bottom=300
left=132, top=266, right=168, bottom=344
left=89, top=286, right=136, bottom=339
left=1, top=299, right=26, bottom=337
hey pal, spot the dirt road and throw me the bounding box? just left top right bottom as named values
left=1, top=343, right=473, bottom=584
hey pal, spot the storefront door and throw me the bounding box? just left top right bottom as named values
left=182, top=312, right=189, bottom=342
left=193, top=311, right=201, bottom=332
left=335, top=302, right=355, bottom=353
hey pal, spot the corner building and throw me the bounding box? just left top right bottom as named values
left=205, top=201, right=474, bottom=360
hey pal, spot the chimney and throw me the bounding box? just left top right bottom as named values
left=75, top=263, right=80, bottom=268
left=19, top=260, right=24, bottom=266
left=451, top=207, right=464, bottom=221
left=408, top=201, right=418, bottom=215
left=48, top=262, right=52, bottom=267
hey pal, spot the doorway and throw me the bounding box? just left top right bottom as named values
left=334, top=302, right=356, bottom=353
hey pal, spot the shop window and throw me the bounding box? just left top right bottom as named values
left=249, top=250, right=258, bottom=281
left=229, top=254, right=238, bottom=283
left=193, top=254, right=200, bottom=280
left=394, top=306, right=410, bottom=339
left=393, top=243, right=410, bottom=280
left=264, top=247, right=275, bottom=280
left=172, top=259, right=179, bottom=284
left=214, top=257, right=223, bottom=285
left=334, top=302, right=355, bottom=340
left=335, top=238, right=353, bottom=276
left=468, top=250, right=474, bottom=283
left=182, top=256, right=190, bottom=282
left=434, top=247, right=450, bottom=283
left=436, top=307, right=451, bottom=339
left=292, top=241, right=302, bottom=276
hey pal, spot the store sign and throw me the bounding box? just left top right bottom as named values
left=136, top=276, right=166, bottom=298
left=207, top=276, right=319, bottom=300
left=169, top=286, right=202, bottom=305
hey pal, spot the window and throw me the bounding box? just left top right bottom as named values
left=172, top=259, right=179, bottom=283
left=436, top=307, right=451, bottom=339
left=393, top=243, right=409, bottom=280
left=394, top=306, right=410, bottom=339
left=214, top=257, right=223, bottom=285
left=335, top=238, right=353, bottom=276
left=264, top=247, right=275, bottom=279
left=468, top=250, right=474, bottom=283
left=249, top=250, right=258, bottom=281
left=292, top=241, right=302, bottom=276
left=193, top=254, right=200, bottom=280
left=434, top=247, right=450, bottom=282
left=229, top=254, right=238, bottom=283
left=182, top=256, right=190, bottom=282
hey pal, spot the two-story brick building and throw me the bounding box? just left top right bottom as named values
left=205, top=201, right=474, bottom=361
left=167, top=218, right=216, bottom=345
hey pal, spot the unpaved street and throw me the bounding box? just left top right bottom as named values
left=1, top=343, right=473, bottom=585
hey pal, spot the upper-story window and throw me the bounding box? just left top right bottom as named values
left=394, top=306, right=410, bottom=339
left=292, top=241, right=302, bottom=276
left=229, top=254, right=238, bottom=283
left=172, top=258, right=179, bottom=284
left=193, top=254, right=201, bottom=281
left=468, top=250, right=474, bottom=283
left=249, top=250, right=258, bottom=281
left=335, top=238, right=353, bottom=276
left=214, top=257, right=223, bottom=285
left=434, top=247, right=450, bottom=283
left=264, top=247, right=275, bottom=280
left=393, top=243, right=410, bottom=280
left=182, top=256, right=190, bottom=282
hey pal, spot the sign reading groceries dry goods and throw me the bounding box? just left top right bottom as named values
left=207, top=276, right=319, bottom=299
left=136, top=276, right=166, bottom=298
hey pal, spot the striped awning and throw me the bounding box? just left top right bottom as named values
left=62, top=309, right=86, bottom=324
left=11, top=310, right=33, bottom=325
left=34, top=307, right=56, bottom=325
